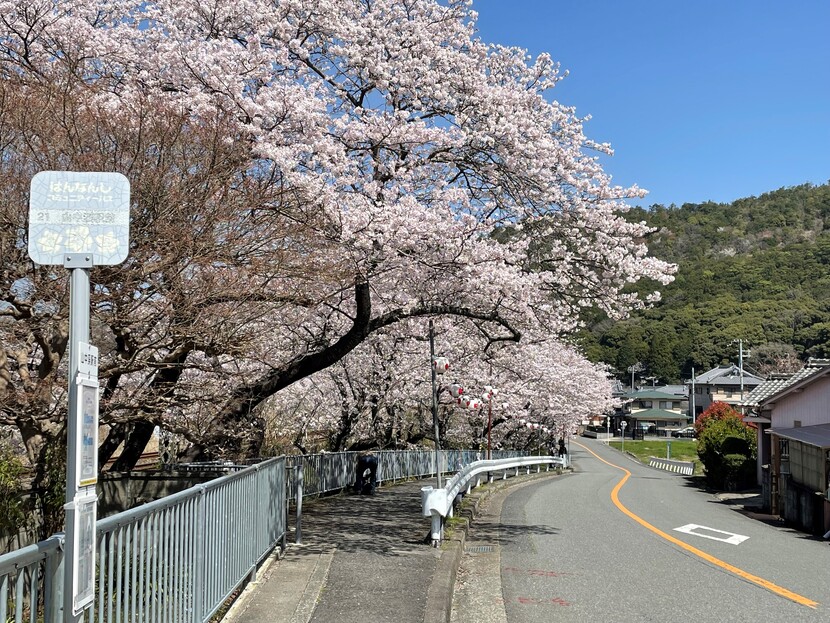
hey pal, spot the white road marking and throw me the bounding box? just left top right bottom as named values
left=674, top=524, right=749, bottom=545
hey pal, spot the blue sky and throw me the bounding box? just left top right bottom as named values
left=472, top=0, right=830, bottom=208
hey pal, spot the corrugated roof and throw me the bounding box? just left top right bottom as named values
left=770, top=423, right=830, bottom=450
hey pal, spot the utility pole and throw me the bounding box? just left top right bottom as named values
left=738, top=339, right=745, bottom=403
left=690, top=367, right=696, bottom=426
left=731, top=339, right=746, bottom=414
left=429, top=320, right=442, bottom=488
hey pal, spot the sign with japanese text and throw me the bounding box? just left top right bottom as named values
left=70, top=492, right=97, bottom=614
left=76, top=379, right=99, bottom=487
left=77, top=342, right=99, bottom=379
left=28, top=171, right=130, bottom=265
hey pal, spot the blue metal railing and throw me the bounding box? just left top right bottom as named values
left=0, top=448, right=527, bottom=622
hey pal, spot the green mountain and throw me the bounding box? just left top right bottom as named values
left=579, top=183, right=830, bottom=383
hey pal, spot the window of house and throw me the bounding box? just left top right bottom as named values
left=641, top=400, right=652, bottom=408
left=659, top=401, right=673, bottom=409
left=794, top=420, right=801, bottom=428
left=695, top=387, right=702, bottom=394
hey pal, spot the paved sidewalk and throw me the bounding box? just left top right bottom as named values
left=222, top=470, right=563, bottom=623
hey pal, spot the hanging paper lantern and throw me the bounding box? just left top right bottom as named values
left=449, top=384, right=464, bottom=398
left=432, top=357, right=449, bottom=374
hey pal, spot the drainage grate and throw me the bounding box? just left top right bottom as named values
left=466, top=545, right=494, bottom=553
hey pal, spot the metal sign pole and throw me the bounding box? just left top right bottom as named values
left=64, top=255, right=92, bottom=623
left=27, top=170, right=129, bottom=621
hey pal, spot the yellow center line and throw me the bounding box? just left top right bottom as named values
left=573, top=440, right=818, bottom=609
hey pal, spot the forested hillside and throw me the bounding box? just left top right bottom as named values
left=579, top=183, right=830, bottom=383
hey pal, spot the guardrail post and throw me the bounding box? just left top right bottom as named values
left=295, top=465, right=304, bottom=545
left=250, top=465, right=262, bottom=583
left=45, top=534, right=64, bottom=623
left=430, top=513, right=442, bottom=547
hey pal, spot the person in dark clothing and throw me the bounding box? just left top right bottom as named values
left=355, top=451, right=378, bottom=494
left=558, top=438, right=567, bottom=457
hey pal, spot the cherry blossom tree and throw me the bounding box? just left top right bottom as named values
left=265, top=318, right=616, bottom=454
left=0, top=0, right=674, bottom=475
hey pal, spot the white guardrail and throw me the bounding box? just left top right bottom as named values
left=420, top=455, right=569, bottom=546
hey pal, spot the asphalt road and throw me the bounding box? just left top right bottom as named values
left=451, top=438, right=830, bottom=623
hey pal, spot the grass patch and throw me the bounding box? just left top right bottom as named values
left=608, top=440, right=702, bottom=474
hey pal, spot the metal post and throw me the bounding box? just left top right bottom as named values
left=64, top=260, right=91, bottom=623
left=691, top=367, right=696, bottom=426
left=487, top=396, right=493, bottom=460
left=295, top=465, right=303, bottom=544
left=621, top=421, right=627, bottom=454
left=193, top=488, right=206, bottom=623
left=429, top=320, right=442, bottom=488
left=738, top=340, right=745, bottom=410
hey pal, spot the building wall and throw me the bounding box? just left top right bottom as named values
left=770, top=375, right=830, bottom=427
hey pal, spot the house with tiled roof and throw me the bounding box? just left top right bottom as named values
left=621, top=388, right=688, bottom=436
left=742, top=359, right=830, bottom=535
left=690, top=364, right=765, bottom=419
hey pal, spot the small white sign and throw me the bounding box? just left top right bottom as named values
left=28, top=171, right=130, bottom=266
left=674, top=524, right=749, bottom=545
left=76, top=378, right=99, bottom=487
left=77, top=342, right=99, bottom=379
left=69, top=492, right=97, bottom=614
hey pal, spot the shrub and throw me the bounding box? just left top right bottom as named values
left=696, top=410, right=756, bottom=490
left=0, top=445, right=26, bottom=534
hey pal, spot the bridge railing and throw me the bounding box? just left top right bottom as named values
left=0, top=448, right=530, bottom=622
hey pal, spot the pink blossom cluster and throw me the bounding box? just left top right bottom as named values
left=1, top=0, right=674, bottom=456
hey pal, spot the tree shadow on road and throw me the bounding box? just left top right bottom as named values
left=286, top=480, right=437, bottom=555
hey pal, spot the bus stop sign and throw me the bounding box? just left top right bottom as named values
left=28, top=171, right=130, bottom=266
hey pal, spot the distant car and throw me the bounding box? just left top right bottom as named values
left=671, top=426, right=696, bottom=438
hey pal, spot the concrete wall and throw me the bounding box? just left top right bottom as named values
left=96, top=470, right=224, bottom=517
left=2, top=471, right=225, bottom=551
